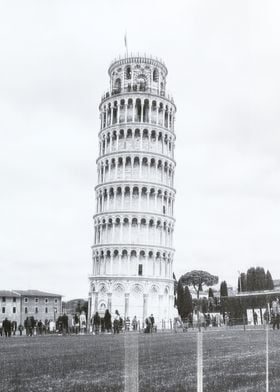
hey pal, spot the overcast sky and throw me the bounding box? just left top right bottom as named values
left=1, top=1, right=279, bottom=300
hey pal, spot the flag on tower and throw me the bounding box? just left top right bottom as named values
left=124, top=32, right=127, bottom=49
left=124, top=32, right=128, bottom=55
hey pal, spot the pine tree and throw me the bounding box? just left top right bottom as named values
left=177, top=280, right=186, bottom=317
left=208, top=288, right=214, bottom=298
left=255, top=267, right=266, bottom=290
left=266, top=270, right=274, bottom=290
left=220, top=281, right=228, bottom=297
left=184, top=286, right=193, bottom=316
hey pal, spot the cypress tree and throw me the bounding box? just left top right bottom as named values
left=185, top=286, right=193, bottom=316
left=220, top=281, right=228, bottom=297
left=208, top=287, right=214, bottom=298
left=266, top=270, right=274, bottom=290
left=177, top=280, right=186, bottom=317
left=255, top=267, right=266, bottom=290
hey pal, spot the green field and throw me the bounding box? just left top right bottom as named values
left=1, top=328, right=280, bottom=391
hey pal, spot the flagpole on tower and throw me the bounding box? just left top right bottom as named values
left=124, top=31, right=128, bottom=57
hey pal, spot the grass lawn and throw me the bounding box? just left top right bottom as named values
left=0, top=327, right=280, bottom=391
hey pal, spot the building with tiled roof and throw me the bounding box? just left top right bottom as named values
left=0, top=290, right=62, bottom=326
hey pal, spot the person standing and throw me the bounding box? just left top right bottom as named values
left=18, top=324, right=23, bottom=336
left=37, top=320, right=43, bottom=335
left=3, top=318, right=11, bottom=337
left=62, top=313, right=69, bottom=335
left=125, top=317, right=130, bottom=332
left=271, top=298, right=280, bottom=330
left=150, top=314, right=155, bottom=332
left=253, top=311, right=258, bottom=326
left=132, top=316, right=137, bottom=331
left=12, top=321, right=17, bottom=336
left=93, top=312, right=101, bottom=335
left=113, top=310, right=120, bottom=334
left=104, top=309, right=112, bottom=333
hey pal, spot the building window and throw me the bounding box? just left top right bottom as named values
left=45, top=307, right=48, bottom=313
left=24, top=307, right=28, bottom=314
left=35, top=307, right=38, bottom=314
left=54, top=298, right=58, bottom=304
left=54, top=307, right=57, bottom=313
left=24, top=297, right=28, bottom=303
left=35, top=298, right=39, bottom=303
left=2, top=297, right=6, bottom=302
left=153, top=68, right=159, bottom=82
left=13, top=307, right=16, bottom=314
left=138, top=264, right=143, bottom=276
left=163, top=206, right=166, bottom=214
left=45, top=298, right=48, bottom=304
left=13, top=297, right=16, bottom=303
left=2, top=307, right=5, bottom=313
left=125, top=66, right=131, bottom=80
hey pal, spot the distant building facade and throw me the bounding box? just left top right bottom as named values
left=0, top=290, right=62, bottom=325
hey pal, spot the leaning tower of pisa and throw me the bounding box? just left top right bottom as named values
left=88, top=54, right=176, bottom=328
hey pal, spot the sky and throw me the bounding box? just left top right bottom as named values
left=0, top=1, right=279, bottom=300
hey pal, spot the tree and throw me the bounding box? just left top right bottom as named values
left=208, top=288, right=214, bottom=298
left=255, top=267, right=266, bottom=290
left=180, top=270, right=219, bottom=299
left=220, top=281, right=228, bottom=297
left=184, top=286, right=193, bottom=316
left=177, top=280, right=193, bottom=318
left=177, top=280, right=186, bottom=318
left=266, top=270, right=274, bottom=290
left=239, top=267, right=274, bottom=292
left=246, top=267, right=256, bottom=291
left=173, top=272, right=178, bottom=296
left=238, top=272, right=247, bottom=293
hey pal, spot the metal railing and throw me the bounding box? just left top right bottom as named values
left=101, top=86, right=174, bottom=104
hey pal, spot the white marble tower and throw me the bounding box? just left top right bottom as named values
left=88, top=54, right=176, bottom=328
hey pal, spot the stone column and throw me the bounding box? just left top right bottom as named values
left=121, top=187, right=125, bottom=210
left=158, top=294, right=163, bottom=328
left=156, top=105, right=159, bottom=125
left=142, top=294, right=148, bottom=325
left=93, top=292, right=98, bottom=314
left=139, top=158, right=142, bottom=179
left=110, top=106, right=113, bottom=126
left=107, top=292, right=112, bottom=313
left=123, top=158, right=126, bottom=180
left=125, top=293, right=130, bottom=319
left=117, top=102, right=120, bottom=124
left=120, top=219, right=123, bottom=243
left=129, top=217, right=132, bottom=243
left=124, top=103, right=128, bottom=123
left=132, top=98, right=135, bottom=122
left=112, top=222, right=115, bottom=243
left=110, top=254, right=113, bottom=274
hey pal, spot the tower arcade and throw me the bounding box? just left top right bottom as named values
left=88, top=54, right=176, bottom=328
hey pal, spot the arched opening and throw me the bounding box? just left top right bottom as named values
left=153, top=68, right=159, bottom=82
left=134, top=129, right=140, bottom=150
left=119, top=99, right=125, bottom=123
left=151, top=101, right=157, bottom=124
left=137, top=74, right=146, bottom=91
left=135, top=99, right=141, bottom=122
left=112, top=101, right=118, bottom=124
left=143, top=99, right=149, bottom=123
left=127, top=99, right=133, bottom=122
left=113, top=78, right=121, bottom=94
left=125, top=66, right=131, bottom=80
